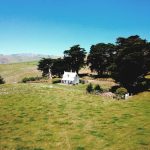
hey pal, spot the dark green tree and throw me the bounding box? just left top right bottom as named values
left=0, top=75, right=5, bottom=84
left=87, top=43, right=116, bottom=76
left=94, top=84, right=103, bottom=93
left=112, top=35, right=150, bottom=93
left=86, top=83, right=93, bottom=93
left=64, top=45, right=87, bottom=73
left=38, top=58, right=68, bottom=78
left=37, top=58, right=54, bottom=77
left=51, top=58, right=66, bottom=77
left=145, top=42, right=150, bottom=73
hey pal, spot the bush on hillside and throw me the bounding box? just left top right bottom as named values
left=109, top=85, right=120, bottom=93
left=21, top=76, right=42, bottom=83
left=0, top=75, right=5, bottom=84
left=79, top=79, right=86, bottom=84
left=115, top=87, right=128, bottom=99
left=116, top=87, right=128, bottom=95
left=86, top=83, right=93, bottom=93
left=94, top=84, right=103, bottom=94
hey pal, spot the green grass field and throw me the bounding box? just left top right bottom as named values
left=0, top=83, right=150, bottom=150
left=0, top=62, right=150, bottom=149
left=0, top=61, right=41, bottom=83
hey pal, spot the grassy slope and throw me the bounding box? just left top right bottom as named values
left=0, top=61, right=41, bottom=83
left=0, top=83, right=150, bottom=150
left=0, top=62, right=116, bottom=89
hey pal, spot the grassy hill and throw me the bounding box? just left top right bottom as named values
left=0, top=83, right=150, bottom=150
left=0, top=62, right=150, bottom=149
left=0, top=61, right=41, bottom=83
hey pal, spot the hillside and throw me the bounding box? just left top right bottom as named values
left=0, top=61, right=150, bottom=149
left=0, top=54, right=58, bottom=64
left=0, top=83, right=150, bottom=150
left=0, top=61, right=41, bottom=83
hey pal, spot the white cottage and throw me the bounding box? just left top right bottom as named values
left=61, top=71, right=79, bottom=84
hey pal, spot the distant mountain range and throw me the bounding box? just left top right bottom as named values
left=0, top=53, right=59, bottom=64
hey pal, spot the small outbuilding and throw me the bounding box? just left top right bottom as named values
left=61, top=71, right=79, bottom=84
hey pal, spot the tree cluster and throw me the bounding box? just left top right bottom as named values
left=38, top=35, right=150, bottom=93
left=86, top=83, right=103, bottom=94
left=112, top=35, right=150, bottom=93
left=37, top=45, right=86, bottom=77
left=87, top=43, right=116, bottom=76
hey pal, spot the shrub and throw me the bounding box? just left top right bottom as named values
left=94, top=84, right=103, bottom=94
left=0, top=75, right=5, bottom=84
left=22, top=77, right=28, bottom=83
left=86, top=83, right=93, bottom=93
left=115, top=87, right=128, bottom=99
left=79, top=79, right=86, bottom=84
left=52, top=78, right=61, bottom=84
left=109, top=85, right=120, bottom=93
left=21, top=76, right=42, bottom=83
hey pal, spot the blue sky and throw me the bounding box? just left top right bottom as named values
left=0, top=0, right=150, bottom=55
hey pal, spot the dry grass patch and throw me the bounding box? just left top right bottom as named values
left=0, top=61, right=41, bottom=83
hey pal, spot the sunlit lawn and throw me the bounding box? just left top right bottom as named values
left=0, top=83, right=150, bottom=150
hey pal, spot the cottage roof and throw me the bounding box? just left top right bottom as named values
left=62, top=72, right=78, bottom=81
